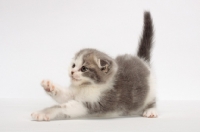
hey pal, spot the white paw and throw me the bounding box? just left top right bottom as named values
left=41, top=80, right=57, bottom=96
left=143, top=108, right=158, bottom=118
left=31, top=111, right=50, bottom=121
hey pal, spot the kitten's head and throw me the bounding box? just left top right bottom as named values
left=68, top=49, right=118, bottom=87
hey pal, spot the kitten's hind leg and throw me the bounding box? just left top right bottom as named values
left=143, top=102, right=158, bottom=118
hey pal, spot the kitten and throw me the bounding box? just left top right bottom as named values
left=31, top=12, right=157, bottom=121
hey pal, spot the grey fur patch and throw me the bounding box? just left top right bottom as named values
left=115, top=56, right=150, bottom=112
left=84, top=56, right=150, bottom=115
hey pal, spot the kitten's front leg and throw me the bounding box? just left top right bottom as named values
left=31, top=100, right=88, bottom=121
left=41, top=80, right=57, bottom=96
left=41, top=80, right=73, bottom=104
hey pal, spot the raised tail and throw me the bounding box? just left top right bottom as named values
left=137, top=11, right=154, bottom=63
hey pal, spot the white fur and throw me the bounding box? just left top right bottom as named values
left=71, top=79, right=115, bottom=102
left=143, top=73, right=156, bottom=108
left=143, top=107, right=158, bottom=118
left=141, top=73, right=158, bottom=118
left=61, top=100, right=88, bottom=118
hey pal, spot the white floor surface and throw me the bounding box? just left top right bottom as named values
left=0, top=99, right=200, bottom=132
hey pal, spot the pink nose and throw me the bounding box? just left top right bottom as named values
left=71, top=71, right=74, bottom=75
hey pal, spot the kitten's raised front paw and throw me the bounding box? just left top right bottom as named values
left=143, top=108, right=158, bottom=118
left=31, top=112, right=50, bottom=121
left=41, top=80, right=57, bottom=96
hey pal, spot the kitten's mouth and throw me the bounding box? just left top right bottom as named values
left=71, top=77, right=81, bottom=81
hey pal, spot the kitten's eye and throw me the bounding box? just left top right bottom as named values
left=81, top=66, right=88, bottom=72
left=72, top=64, right=75, bottom=68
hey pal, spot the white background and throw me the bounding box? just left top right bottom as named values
left=1, top=0, right=200, bottom=100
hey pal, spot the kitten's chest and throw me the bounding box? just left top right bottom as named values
left=72, top=87, right=102, bottom=102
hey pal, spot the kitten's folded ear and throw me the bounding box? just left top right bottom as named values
left=95, top=58, right=111, bottom=73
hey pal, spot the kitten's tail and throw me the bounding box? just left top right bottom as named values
left=137, top=11, right=154, bottom=63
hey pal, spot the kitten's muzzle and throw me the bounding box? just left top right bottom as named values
left=71, top=75, right=81, bottom=81
left=72, top=78, right=80, bottom=81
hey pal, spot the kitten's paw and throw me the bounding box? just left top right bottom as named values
left=31, top=112, right=51, bottom=121
left=143, top=108, right=158, bottom=118
left=41, top=80, right=57, bottom=96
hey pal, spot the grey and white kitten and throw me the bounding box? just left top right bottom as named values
left=31, top=12, right=157, bottom=121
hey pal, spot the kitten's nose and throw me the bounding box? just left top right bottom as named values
left=71, top=71, right=74, bottom=75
